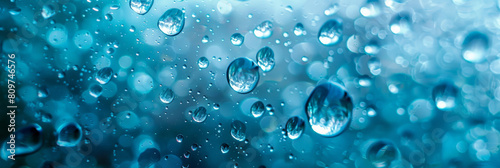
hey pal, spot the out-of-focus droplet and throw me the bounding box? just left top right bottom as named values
left=324, top=3, right=339, bottom=16
left=251, top=101, right=265, bottom=118
left=347, top=35, right=363, bottom=53
left=231, top=120, right=246, bottom=141
left=57, top=122, right=82, bottom=147
left=305, top=81, right=353, bottom=137
left=462, top=31, right=489, bottom=63
left=360, top=0, right=381, bottom=17
left=158, top=8, right=185, bottom=36
left=364, top=40, right=380, bottom=55
left=432, top=82, right=458, bottom=111
left=95, top=67, right=113, bottom=84
left=389, top=12, right=411, bottom=34
left=368, top=57, right=381, bottom=76
left=1, top=124, right=43, bottom=160
left=41, top=4, right=56, bottom=19
left=220, top=143, right=229, bottom=154
left=159, top=88, right=174, bottom=104
left=294, top=23, right=306, bottom=36
left=89, top=84, right=103, bottom=98
left=407, top=99, right=434, bottom=122
left=226, top=57, right=260, bottom=94
left=256, top=46, right=275, bottom=72
left=198, top=57, right=209, bottom=69
left=318, top=19, right=343, bottom=46
left=254, top=21, right=273, bottom=39
left=366, top=140, right=399, bottom=168
left=129, top=0, right=154, bottom=15
left=286, top=116, right=305, bottom=140
left=192, top=106, right=208, bottom=123
left=9, top=8, right=21, bottom=16
left=230, top=33, right=244, bottom=46
left=217, top=0, right=232, bottom=15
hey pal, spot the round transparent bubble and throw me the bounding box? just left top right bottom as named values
left=159, top=88, right=174, bottom=104
left=254, top=20, right=273, bottom=39
left=0, top=124, right=42, bottom=160
left=95, top=67, right=113, bottom=84
left=73, top=30, right=93, bottom=49
left=286, top=116, right=305, bottom=140
left=230, top=120, right=246, bottom=141
left=217, top=0, right=232, bottom=15
left=407, top=99, right=434, bottom=122
left=318, top=19, right=343, bottom=46
left=197, top=56, right=209, bottom=69
left=226, top=57, right=260, bottom=94
left=366, top=140, right=399, bottom=168
left=230, top=33, right=244, bottom=46
left=462, top=31, right=489, bottom=63
left=192, top=106, right=208, bottom=123
left=250, top=101, right=265, bottom=118
left=129, top=0, right=154, bottom=15
left=57, top=122, right=82, bottom=147
left=158, top=8, right=185, bottom=36
left=47, top=24, right=68, bottom=47
left=432, top=82, right=458, bottom=111
left=256, top=46, right=275, bottom=72
left=220, top=143, right=229, bottom=154
left=305, top=81, right=353, bottom=137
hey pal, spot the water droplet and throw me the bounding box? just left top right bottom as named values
left=360, top=0, right=381, bottom=17
left=104, top=13, right=113, bottom=21
left=368, top=57, right=381, bottom=76
left=293, top=23, right=306, bottom=36
left=159, top=88, right=174, bottom=104
left=462, top=31, right=489, bottom=63
left=324, top=3, right=339, bottom=16
left=366, top=140, right=399, bottom=168
left=254, top=21, right=273, bottom=39
left=407, top=99, right=434, bottom=122
left=57, top=122, right=82, bottom=147
left=89, top=84, right=103, bottom=98
left=251, top=101, right=265, bottom=118
left=41, top=4, right=56, bottom=19
left=432, top=82, right=458, bottom=111
left=305, top=81, right=353, bottom=137
left=201, top=35, right=209, bottom=43
left=221, top=143, right=229, bottom=153
left=176, top=134, right=184, bottom=143
left=198, top=57, right=209, bottom=69
left=286, top=116, right=305, bottom=140
left=389, top=12, right=411, bottom=34
left=129, top=0, right=154, bottom=15
left=226, top=57, right=260, bottom=94
left=95, top=67, right=113, bottom=84
left=230, top=33, right=244, bottom=46
left=192, top=106, right=208, bottom=123
left=256, top=46, right=275, bottom=72
left=318, top=19, right=343, bottom=46
left=1, top=124, right=43, bottom=159
left=158, top=8, right=185, bottom=36
left=230, top=120, right=246, bottom=141
left=364, top=40, right=380, bottom=55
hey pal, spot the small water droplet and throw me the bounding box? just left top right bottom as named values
left=254, top=21, right=273, bottom=39
left=318, top=19, right=343, bottom=46
left=158, top=8, right=185, bottom=36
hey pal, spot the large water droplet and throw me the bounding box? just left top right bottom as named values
left=462, top=31, right=489, bottom=63
left=230, top=120, right=246, bottom=141
left=389, top=12, right=411, bottom=34
left=129, top=0, right=154, bottom=15
left=192, top=106, right=208, bottom=123
left=197, top=57, right=209, bottom=69
left=230, top=33, right=244, bottom=46
left=366, top=140, right=399, bottom=168
left=305, top=81, right=353, bottom=137
left=256, top=46, right=275, bottom=72
left=318, top=19, right=343, bottom=46
left=226, top=57, right=260, bottom=94
left=57, top=122, right=82, bottom=147
left=286, top=116, right=305, bottom=140
left=432, top=82, right=458, bottom=111
left=254, top=21, right=273, bottom=39
left=251, top=101, right=265, bottom=118
left=95, top=67, right=113, bottom=84
left=1, top=124, right=43, bottom=160
left=158, top=8, right=185, bottom=36
left=159, top=88, right=174, bottom=104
